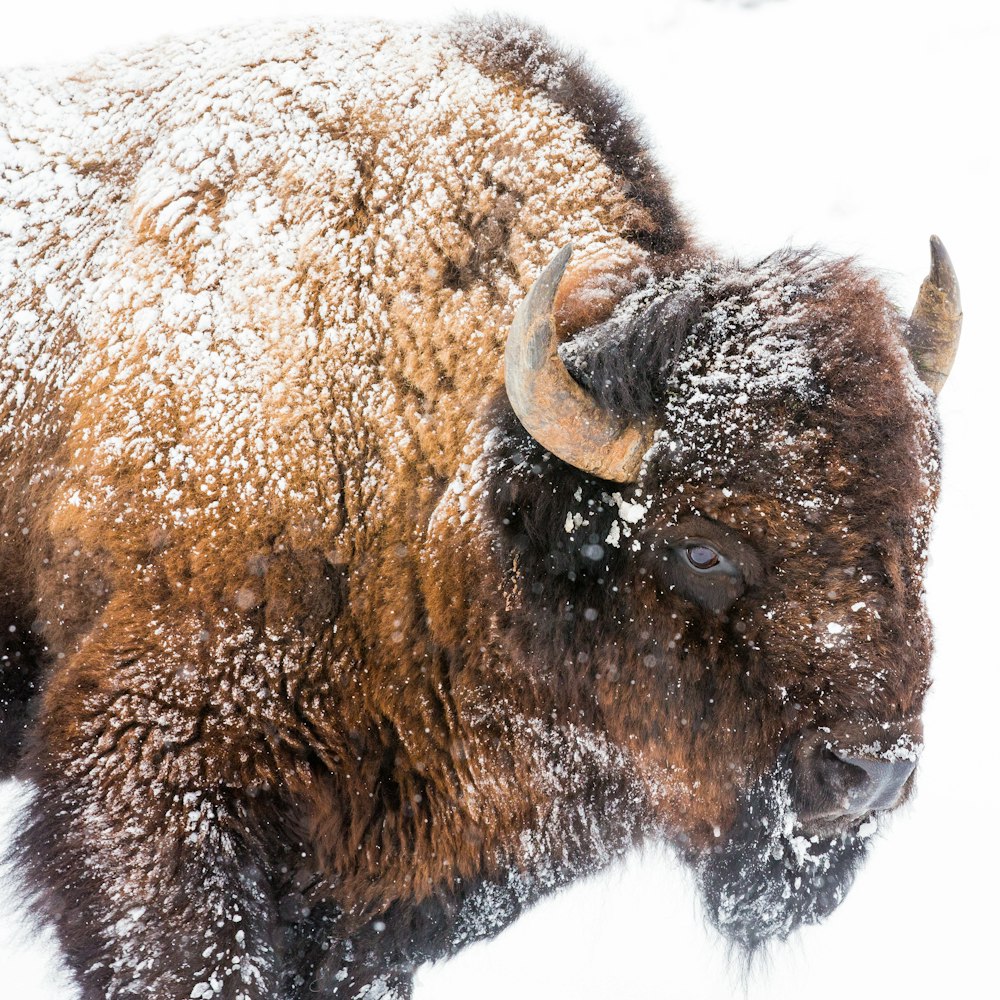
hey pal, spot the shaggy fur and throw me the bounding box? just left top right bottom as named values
left=0, top=16, right=941, bottom=999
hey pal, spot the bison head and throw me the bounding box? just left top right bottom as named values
left=483, top=239, right=959, bottom=951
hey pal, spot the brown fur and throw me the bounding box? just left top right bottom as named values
left=0, top=16, right=941, bottom=998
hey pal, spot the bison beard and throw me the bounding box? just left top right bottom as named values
left=0, top=13, right=958, bottom=1000
left=695, top=757, right=869, bottom=954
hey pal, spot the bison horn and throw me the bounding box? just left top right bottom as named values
left=907, top=235, right=962, bottom=394
left=505, top=245, right=652, bottom=482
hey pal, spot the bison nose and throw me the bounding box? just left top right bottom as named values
left=792, top=726, right=921, bottom=828
left=807, top=747, right=917, bottom=823
left=827, top=749, right=917, bottom=813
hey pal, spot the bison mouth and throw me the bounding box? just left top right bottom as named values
left=693, top=761, right=873, bottom=953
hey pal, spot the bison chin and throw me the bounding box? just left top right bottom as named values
left=693, top=758, right=871, bottom=955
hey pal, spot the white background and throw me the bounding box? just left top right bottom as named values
left=1, top=1, right=997, bottom=997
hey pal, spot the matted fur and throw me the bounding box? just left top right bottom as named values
left=0, top=16, right=941, bottom=999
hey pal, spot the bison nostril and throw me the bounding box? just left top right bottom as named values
left=831, top=749, right=916, bottom=813
left=811, top=748, right=869, bottom=803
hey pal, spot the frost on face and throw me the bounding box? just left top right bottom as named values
left=854, top=733, right=923, bottom=764
left=560, top=487, right=649, bottom=552
left=656, top=261, right=822, bottom=493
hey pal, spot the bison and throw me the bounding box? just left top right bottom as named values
left=0, top=15, right=961, bottom=1000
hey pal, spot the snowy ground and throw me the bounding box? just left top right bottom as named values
left=2, top=0, right=998, bottom=997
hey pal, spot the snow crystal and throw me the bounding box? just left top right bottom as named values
left=856, top=734, right=923, bottom=764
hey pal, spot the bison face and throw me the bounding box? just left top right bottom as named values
left=480, top=242, right=958, bottom=950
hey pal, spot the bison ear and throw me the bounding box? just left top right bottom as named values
left=504, top=245, right=652, bottom=483
left=907, top=235, right=962, bottom=395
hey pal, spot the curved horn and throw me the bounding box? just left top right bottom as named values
left=505, top=244, right=651, bottom=483
left=908, top=235, right=962, bottom=395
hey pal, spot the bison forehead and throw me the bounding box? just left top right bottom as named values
left=567, top=250, right=938, bottom=524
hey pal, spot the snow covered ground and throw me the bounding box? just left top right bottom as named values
left=2, top=0, right=997, bottom=997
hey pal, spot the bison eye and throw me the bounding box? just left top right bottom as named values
left=686, top=544, right=720, bottom=570
left=659, top=538, right=745, bottom=612
left=682, top=542, right=739, bottom=578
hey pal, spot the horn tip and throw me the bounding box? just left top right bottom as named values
left=927, top=235, right=958, bottom=296
left=526, top=243, right=575, bottom=310
left=554, top=241, right=574, bottom=266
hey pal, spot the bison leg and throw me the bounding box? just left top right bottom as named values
left=12, top=610, right=284, bottom=1000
